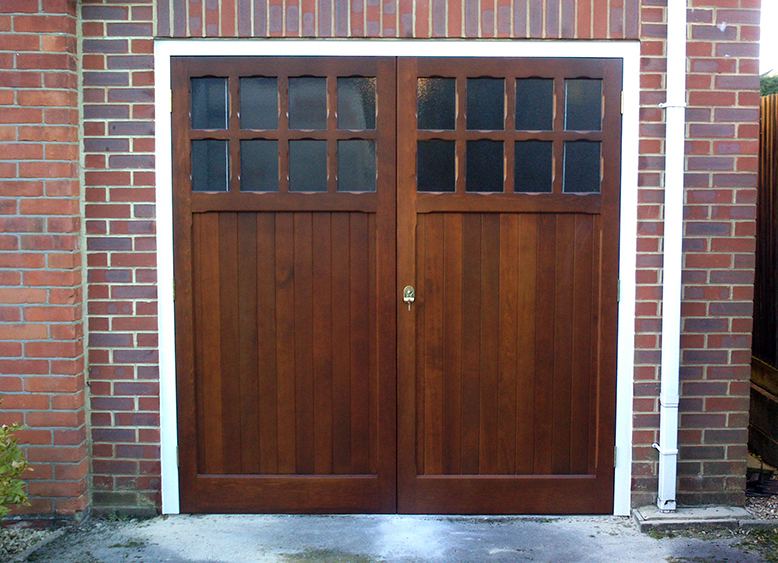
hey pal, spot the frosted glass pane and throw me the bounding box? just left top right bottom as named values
left=289, top=77, right=327, bottom=130
left=515, top=78, right=553, bottom=131
left=338, top=77, right=376, bottom=130
left=467, top=78, right=504, bottom=130
left=563, top=141, right=601, bottom=193
left=417, top=140, right=455, bottom=192
left=289, top=140, right=327, bottom=192
left=514, top=141, right=552, bottom=193
left=338, top=140, right=376, bottom=192
left=240, top=77, right=278, bottom=130
left=191, top=140, right=229, bottom=192
left=240, top=140, right=278, bottom=192
left=191, top=78, right=228, bottom=130
left=466, top=140, right=503, bottom=193
left=417, top=78, right=455, bottom=130
left=565, top=79, right=602, bottom=131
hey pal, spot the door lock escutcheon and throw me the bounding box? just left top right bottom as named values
left=402, top=285, right=415, bottom=311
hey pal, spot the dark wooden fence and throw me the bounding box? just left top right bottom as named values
left=753, top=94, right=778, bottom=367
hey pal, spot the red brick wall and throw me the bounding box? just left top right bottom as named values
left=80, top=1, right=159, bottom=511
left=21, top=0, right=758, bottom=513
left=156, top=0, right=640, bottom=38
left=631, top=0, right=759, bottom=506
left=0, top=0, right=88, bottom=516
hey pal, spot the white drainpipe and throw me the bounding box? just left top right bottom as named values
left=653, top=0, right=688, bottom=513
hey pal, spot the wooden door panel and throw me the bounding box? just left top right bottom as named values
left=412, top=212, right=600, bottom=478
left=191, top=211, right=378, bottom=477
left=174, top=57, right=396, bottom=513
left=397, top=57, right=621, bottom=514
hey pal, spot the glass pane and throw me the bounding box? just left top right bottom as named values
left=289, top=140, right=327, bottom=192
left=466, top=140, right=503, bottom=193
left=563, top=141, right=601, bottom=193
left=240, top=140, right=278, bottom=192
left=467, top=78, right=504, bottom=130
left=417, top=140, right=455, bottom=192
left=240, top=77, right=278, bottom=130
left=289, top=77, right=327, bottom=130
left=191, top=140, right=229, bottom=192
left=515, top=78, right=553, bottom=131
left=338, top=77, right=376, bottom=130
left=338, top=140, right=376, bottom=192
left=514, top=141, right=552, bottom=193
left=565, top=79, right=602, bottom=131
left=191, top=78, right=228, bottom=130
left=417, top=78, right=455, bottom=130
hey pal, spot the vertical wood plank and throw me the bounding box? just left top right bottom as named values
left=552, top=214, right=574, bottom=474
left=237, top=213, right=261, bottom=474
left=588, top=215, right=604, bottom=474
left=331, top=212, right=352, bottom=473
left=350, top=213, right=371, bottom=474
left=515, top=214, right=537, bottom=474
left=312, top=213, right=334, bottom=475
left=294, top=213, right=315, bottom=474
left=423, top=213, right=445, bottom=475
left=479, top=213, right=500, bottom=474
left=199, top=213, right=224, bottom=474
left=414, top=214, right=427, bottom=475
left=570, top=214, right=594, bottom=474
left=276, top=212, right=297, bottom=473
left=442, top=213, right=463, bottom=475
left=256, top=213, right=279, bottom=474
left=533, top=214, right=555, bottom=475
left=461, top=213, right=481, bottom=474
left=219, top=213, right=241, bottom=475
left=367, top=213, right=379, bottom=475
left=498, top=213, right=518, bottom=475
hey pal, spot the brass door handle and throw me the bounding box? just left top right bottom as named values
left=402, top=286, right=415, bottom=310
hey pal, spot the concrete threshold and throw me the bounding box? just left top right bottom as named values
left=632, top=505, right=775, bottom=533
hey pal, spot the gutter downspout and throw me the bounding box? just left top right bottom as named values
left=653, top=0, right=688, bottom=513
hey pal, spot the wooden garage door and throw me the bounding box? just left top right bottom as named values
left=172, top=57, right=397, bottom=513
left=396, top=58, right=621, bottom=514
left=172, top=55, right=621, bottom=514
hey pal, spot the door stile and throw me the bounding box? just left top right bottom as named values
left=396, top=58, right=420, bottom=507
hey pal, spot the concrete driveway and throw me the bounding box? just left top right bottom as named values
left=22, top=514, right=773, bottom=563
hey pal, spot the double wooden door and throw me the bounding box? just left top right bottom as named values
left=172, top=56, right=621, bottom=514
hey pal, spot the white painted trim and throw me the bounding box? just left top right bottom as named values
left=154, top=41, right=178, bottom=515
left=154, top=39, right=640, bottom=516
left=614, top=42, right=640, bottom=517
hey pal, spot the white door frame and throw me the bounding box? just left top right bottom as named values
left=154, top=39, right=640, bottom=515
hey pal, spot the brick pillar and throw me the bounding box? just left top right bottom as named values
left=80, top=1, right=160, bottom=512
left=0, top=0, right=88, bottom=515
